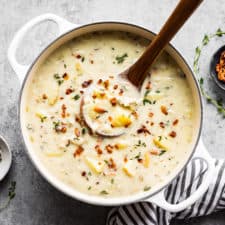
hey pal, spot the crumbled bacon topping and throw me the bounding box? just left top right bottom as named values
left=159, top=122, right=165, bottom=128
left=61, top=104, right=67, bottom=118
left=173, top=119, right=179, bottom=126
left=98, top=79, right=102, bottom=84
left=131, top=111, right=138, bottom=119
left=95, top=144, right=103, bottom=155
left=145, top=81, right=151, bottom=90
left=110, top=97, right=117, bottom=106
left=169, top=131, right=177, bottom=138
left=74, top=128, right=80, bottom=137
left=105, top=144, right=114, bottom=154
left=103, top=80, right=109, bottom=89
left=74, top=145, right=84, bottom=157
left=62, top=73, right=69, bottom=80
left=113, top=84, right=118, bottom=90
left=119, top=89, right=124, bottom=96
left=137, top=125, right=151, bottom=135
left=161, top=105, right=168, bottom=115
left=42, top=94, right=48, bottom=100
left=65, top=88, right=74, bottom=95
left=148, top=112, right=154, bottom=118
left=108, top=158, right=116, bottom=170
left=82, top=79, right=93, bottom=88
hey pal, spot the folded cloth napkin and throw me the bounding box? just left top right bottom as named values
left=107, top=159, right=225, bottom=225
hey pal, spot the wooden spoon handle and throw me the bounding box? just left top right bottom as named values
left=126, top=0, right=203, bottom=87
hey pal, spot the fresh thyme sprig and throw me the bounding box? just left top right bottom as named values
left=194, top=28, right=225, bottom=116
left=0, top=181, right=16, bottom=211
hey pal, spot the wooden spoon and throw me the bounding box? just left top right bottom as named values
left=81, top=0, right=203, bottom=137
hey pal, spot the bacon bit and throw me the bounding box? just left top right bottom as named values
left=75, top=114, right=81, bottom=123
left=161, top=106, right=168, bottom=115
left=119, top=89, right=124, bottom=96
left=137, top=125, right=151, bottom=135
left=80, top=90, right=84, bottom=94
left=138, top=158, right=143, bottom=163
left=90, top=60, right=94, bottom=64
left=170, top=103, right=174, bottom=106
left=74, top=128, right=80, bottom=137
left=159, top=122, right=165, bottom=128
left=169, top=131, right=177, bottom=138
left=97, top=79, right=103, bottom=84
left=113, top=84, right=118, bottom=90
left=131, top=111, right=138, bottom=119
left=74, top=54, right=81, bottom=59
left=124, top=156, right=128, bottom=162
left=110, top=97, right=117, bottom=106
left=145, top=81, right=151, bottom=90
left=42, top=94, right=48, bottom=100
left=173, top=119, right=179, bottom=126
left=60, top=97, right=64, bottom=100
left=81, top=171, right=86, bottom=176
left=61, top=126, right=67, bottom=133
left=94, top=106, right=108, bottom=114
left=65, top=88, right=74, bottom=95
left=74, top=146, right=84, bottom=157
left=108, top=158, right=116, bottom=170
left=62, top=73, right=69, bottom=80
left=95, top=144, right=103, bottom=155
left=109, top=75, right=114, bottom=79
left=150, top=150, right=160, bottom=155
left=148, top=112, right=154, bottom=118
left=103, top=80, right=109, bottom=89
left=82, top=79, right=93, bottom=88
left=216, top=51, right=225, bottom=82
left=150, top=122, right=154, bottom=126
left=108, top=116, right=112, bottom=122
left=61, top=104, right=67, bottom=118
left=105, top=144, right=114, bottom=154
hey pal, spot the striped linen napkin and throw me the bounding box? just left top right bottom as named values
left=107, top=159, right=225, bottom=225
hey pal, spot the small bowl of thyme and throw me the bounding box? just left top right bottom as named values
left=210, top=45, right=225, bottom=91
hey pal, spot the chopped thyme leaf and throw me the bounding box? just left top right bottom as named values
left=40, top=116, right=47, bottom=123
left=73, top=94, right=80, bottom=100
left=81, top=56, right=85, bottom=62
left=53, top=121, right=60, bottom=130
left=0, top=181, right=16, bottom=211
left=57, top=80, right=64, bottom=86
left=54, top=73, right=60, bottom=79
left=134, top=140, right=146, bottom=148
left=53, top=73, right=64, bottom=86
left=88, top=171, right=92, bottom=176
left=158, top=136, right=162, bottom=141
left=111, top=178, right=114, bottom=184
left=100, top=190, right=109, bottom=195
left=88, top=186, right=92, bottom=190
left=111, top=47, right=115, bottom=50
left=143, top=99, right=152, bottom=105
left=144, top=90, right=151, bottom=97
left=115, top=53, right=128, bottom=64
left=64, top=64, right=67, bottom=68
left=159, top=150, right=166, bottom=156
left=81, top=127, right=86, bottom=135
left=156, top=90, right=161, bottom=93
left=144, top=186, right=151, bottom=191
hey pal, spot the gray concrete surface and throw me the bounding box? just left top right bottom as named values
left=0, top=0, right=225, bottom=224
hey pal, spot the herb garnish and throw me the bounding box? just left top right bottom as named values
left=194, top=28, right=225, bottom=116
left=100, top=190, right=109, bottom=195
left=111, top=178, right=114, bottom=184
left=143, top=186, right=151, bottom=191
left=81, top=127, right=86, bottom=135
left=88, top=186, right=92, bottom=190
left=40, top=116, right=47, bottom=123
left=53, top=121, right=60, bottom=131
left=73, top=94, right=80, bottom=101
left=134, top=140, right=146, bottom=148
left=0, top=181, right=16, bottom=211
left=115, top=53, right=128, bottom=64
left=53, top=73, right=64, bottom=86
left=159, top=150, right=166, bottom=156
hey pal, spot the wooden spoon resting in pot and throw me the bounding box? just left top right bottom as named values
left=81, top=0, right=203, bottom=137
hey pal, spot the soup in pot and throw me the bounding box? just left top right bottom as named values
left=23, top=31, right=195, bottom=197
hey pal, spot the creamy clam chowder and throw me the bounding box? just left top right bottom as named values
left=24, top=31, right=195, bottom=197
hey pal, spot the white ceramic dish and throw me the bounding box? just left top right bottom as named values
left=7, top=13, right=215, bottom=212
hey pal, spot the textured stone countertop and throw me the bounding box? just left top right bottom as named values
left=0, top=0, right=225, bottom=224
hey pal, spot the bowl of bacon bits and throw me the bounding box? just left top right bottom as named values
left=210, top=45, right=225, bottom=90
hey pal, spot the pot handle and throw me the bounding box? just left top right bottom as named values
left=7, top=13, right=77, bottom=84
left=146, top=139, right=215, bottom=212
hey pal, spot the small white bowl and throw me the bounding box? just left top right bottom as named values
left=0, top=135, right=12, bottom=181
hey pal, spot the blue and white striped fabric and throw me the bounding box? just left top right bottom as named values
left=107, top=159, right=225, bottom=225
